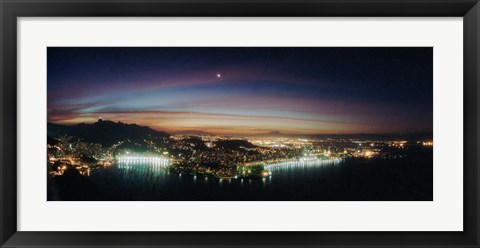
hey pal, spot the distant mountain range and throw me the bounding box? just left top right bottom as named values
left=47, top=119, right=432, bottom=147
left=253, top=131, right=287, bottom=137
left=47, top=120, right=170, bottom=147
left=173, top=130, right=212, bottom=136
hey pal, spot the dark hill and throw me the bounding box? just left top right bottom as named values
left=214, top=139, right=256, bottom=150
left=182, top=136, right=209, bottom=150
left=253, top=131, right=288, bottom=137
left=47, top=120, right=170, bottom=147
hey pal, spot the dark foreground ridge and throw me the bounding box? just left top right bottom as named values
left=47, top=119, right=170, bottom=147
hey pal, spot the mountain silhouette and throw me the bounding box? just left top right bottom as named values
left=47, top=119, right=170, bottom=147
left=174, top=130, right=212, bottom=136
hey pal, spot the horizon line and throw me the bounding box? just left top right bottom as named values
left=47, top=119, right=433, bottom=137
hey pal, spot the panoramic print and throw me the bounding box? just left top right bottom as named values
left=47, top=47, right=433, bottom=201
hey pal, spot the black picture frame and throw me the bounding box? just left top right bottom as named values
left=1, top=0, right=479, bottom=247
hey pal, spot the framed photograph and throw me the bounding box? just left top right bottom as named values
left=1, top=0, right=479, bottom=247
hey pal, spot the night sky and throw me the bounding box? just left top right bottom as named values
left=47, top=47, right=433, bottom=135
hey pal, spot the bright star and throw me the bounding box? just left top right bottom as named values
left=217, top=73, right=221, bottom=78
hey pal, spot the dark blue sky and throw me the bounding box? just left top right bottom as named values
left=47, top=47, right=433, bottom=135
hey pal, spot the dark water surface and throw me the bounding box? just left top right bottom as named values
left=48, top=152, right=433, bottom=201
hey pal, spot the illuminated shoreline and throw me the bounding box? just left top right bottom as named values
left=114, top=154, right=344, bottom=180
left=264, top=157, right=343, bottom=171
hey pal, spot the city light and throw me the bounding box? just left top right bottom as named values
left=116, top=155, right=170, bottom=167
left=264, top=157, right=342, bottom=171
left=422, top=141, right=433, bottom=146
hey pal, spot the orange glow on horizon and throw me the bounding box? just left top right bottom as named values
left=48, top=110, right=409, bottom=136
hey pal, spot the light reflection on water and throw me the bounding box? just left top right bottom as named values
left=265, top=158, right=342, bottom=173
left=87, top=158, right=350, bottom=200
left=54, top=153, right=433, bottom=200
left=112, top=158, right=343, bottom=190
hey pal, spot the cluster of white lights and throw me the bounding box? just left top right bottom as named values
left=116, top=155, right=170, bottom=165
left=264, top=157, right=342, bottom=171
